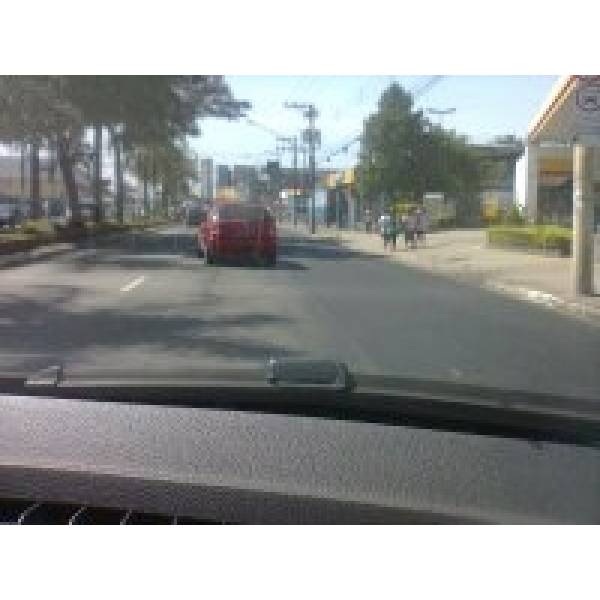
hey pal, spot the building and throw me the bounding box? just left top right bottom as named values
left=232, top=165, right=258, bottom=203
left=470, top=141, right=523, bottom=217
left=323, top=168, right=358, bottom=229
left=216, top=164, right=232, bottom=188
left=0, top=153, right=64, bottom=202
left=523, top=75, right=600, bottom=295
left=516, top=144, right=574, bottom=225
left=199, top=158, right=214, bottom=201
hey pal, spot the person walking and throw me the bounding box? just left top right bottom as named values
left=365, top=208, right=373, bottom=233
left=404, top=209, right=417, bottom=249
left=386, top=213, right=399, bottom=251
left=379, top=212, right=393, bottom=251
left=416, top=207, right=429, bottom=247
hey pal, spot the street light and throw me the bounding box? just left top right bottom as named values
left=426, top=107, right=456, bottom=129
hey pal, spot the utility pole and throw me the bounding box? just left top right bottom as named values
left=277, top=135, right=298, bottom=227
left=301, top=145, right=307, bottom=225
left=284, top=102, right=320, bottom=234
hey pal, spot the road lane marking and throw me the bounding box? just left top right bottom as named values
left=120, top=276, right=146, bottom=293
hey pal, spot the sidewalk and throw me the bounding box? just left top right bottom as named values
left=308, top=225, right=600, bottom=325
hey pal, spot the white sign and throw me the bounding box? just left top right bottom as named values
left=575, top=76, right=600, bottom=135
left=423, top=192, right=444, bottom=203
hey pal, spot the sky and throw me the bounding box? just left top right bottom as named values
left=0, top=75, right=561, bottom=193
left=190, top=75, right=559, bottom=169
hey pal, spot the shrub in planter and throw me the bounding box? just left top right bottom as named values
left=21, top=219, right=55, bottom=236
left=487, top=225, right=572, bottom=256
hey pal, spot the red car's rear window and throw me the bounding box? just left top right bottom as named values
left=217, top=204, right=268, bottom=221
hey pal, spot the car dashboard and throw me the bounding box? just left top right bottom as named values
left=1, top=391, right=599, bottom=524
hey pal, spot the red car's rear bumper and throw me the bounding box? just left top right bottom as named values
left=207, top=237, right=276, bottom=258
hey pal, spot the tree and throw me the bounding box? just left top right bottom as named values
left=0, top=76, right=84, bottom=223
left=357, top=82, right=484, bottom=220
left=0, top=76, right=249, bottom=225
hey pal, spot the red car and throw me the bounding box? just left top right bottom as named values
left=198, top=202, right=277, bottom=266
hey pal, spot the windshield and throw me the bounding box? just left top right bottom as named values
left=1, top=75, right=599, bottom=404
left=217, top=204, right=267, bottom=221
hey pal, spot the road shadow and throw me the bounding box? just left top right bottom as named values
left=69, top=230, right=308, bottom=272
left=90, top=230, right=198, bottom=256
left=280, top=234, right=384, bottom=262
left=0, top=285, right=300, bottom=373
left=209, top=257, right=307, bottom=271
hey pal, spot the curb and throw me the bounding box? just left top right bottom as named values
left=0, top=242, right=76, bottom=270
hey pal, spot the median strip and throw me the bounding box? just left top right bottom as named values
left=120, top=276, right=146, bottom=293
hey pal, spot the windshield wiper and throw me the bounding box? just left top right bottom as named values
left=2, top=361, right=599, bottom=448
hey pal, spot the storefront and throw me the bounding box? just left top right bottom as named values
left=324, top=168, right=357, bottom=229
left=526, top=75, right=600, bottom=295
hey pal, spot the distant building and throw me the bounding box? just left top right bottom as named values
left=233, top=165, right=258, bottom=203
left=200, top=158, right=214, bottom=201
left=216, top=164, right=232, bottom=188
left=0, top=153, right=64, bottom=201
left=469, top=141, right=524, bottom=216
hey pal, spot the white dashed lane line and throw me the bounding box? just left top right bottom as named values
left=120, top=276, right=146, bottom=293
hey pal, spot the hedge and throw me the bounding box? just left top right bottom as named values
left=0, top=218, right=167, bottom=256
left=487, top=225, right=572, bottom=256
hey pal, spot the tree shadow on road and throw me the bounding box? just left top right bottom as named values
left=69, top=230, right=308, bottom=272
left=280, top=235, right=384, bottom=262
left=0, top=285, right=301, bottom=373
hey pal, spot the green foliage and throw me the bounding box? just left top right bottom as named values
left=21, top=219, right=55, bottom=236
left=503, top=204, right=526, bottom=225
left=0, top=76, right=249, bottom=225
left=487, top=225, right=572, bottom=256
left=392, top=201, right=419, bottom=216
left=357, top=82, right=483, bottom=210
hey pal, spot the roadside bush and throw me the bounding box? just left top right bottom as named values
left=502, top=205, right=526, bottom=226
left=21, top=219, right=55, bottom=236
left=392, top=201, right=419, bottom=217
left=487, top=225, right=572, bottom=256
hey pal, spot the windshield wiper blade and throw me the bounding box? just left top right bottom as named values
left=2, top=362, right=599, bottom=447
left=26, top=365, right=64, bottom=388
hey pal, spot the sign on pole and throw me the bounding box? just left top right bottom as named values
left=575, top=76, right=600, bottom=137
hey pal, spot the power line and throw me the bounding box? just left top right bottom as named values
left=319, top=76, right=446, bottom=162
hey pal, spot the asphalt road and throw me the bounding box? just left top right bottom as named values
left=1, top=223, right=600, bottom=400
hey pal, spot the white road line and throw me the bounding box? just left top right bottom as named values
left=120, top=275, right=146, bottom=293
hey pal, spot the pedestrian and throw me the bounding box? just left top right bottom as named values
left=404, top=209, right=417, bottom=249
left=365, top=208, right=373, bottom=233
left=381, top=212, right=398, bottom=251
left=378, top=212, right=388, bottom=235
left=416, top=208, right=429, bottom=247
left=379, top=212, right=392, bottom=250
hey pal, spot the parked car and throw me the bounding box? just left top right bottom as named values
left=198, top=202, right=277, bottom=266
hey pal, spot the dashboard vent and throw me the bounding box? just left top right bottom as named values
left=0, top=499, right=230, bottom=525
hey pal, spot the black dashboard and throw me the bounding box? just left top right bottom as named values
left=1, top=392, right=599, bottom=523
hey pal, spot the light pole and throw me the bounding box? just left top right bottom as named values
left=426, top=107, right=456, bottom=130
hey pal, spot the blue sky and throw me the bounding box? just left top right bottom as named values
left=190, top=75, right=558, bottom=169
